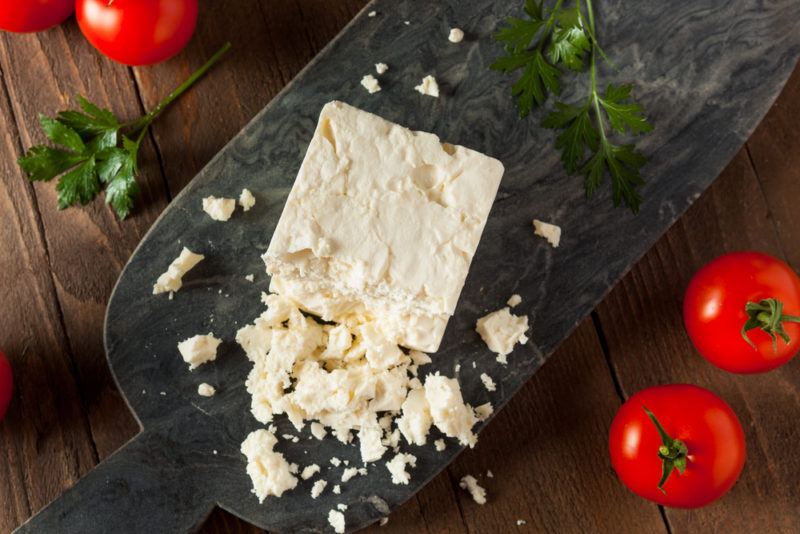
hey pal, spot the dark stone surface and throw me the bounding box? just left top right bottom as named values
left=15, top=0, right=800, bottom=532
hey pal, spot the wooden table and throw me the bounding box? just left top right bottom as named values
left=1, top=2, right=798, bottom=533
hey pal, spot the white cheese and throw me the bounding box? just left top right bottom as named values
left=424, top=373, right=477, bottom=447
left=263, top=101, right=503, bottom=352
left=459, top=475, right=487, bottom=505
left=474, top=402, right=494, bottom=421
left=507, top=294, right=522, bottom=307
left=361, top=74, right=381, bottom=94
left=434, top=439, right=446, bottom=452
left=245, top=274, right=255, bottom=282
left=341, top=467, right=359, bottom=482
left=480, top=373, right=496, bottom=392
left=301, top=464, right=320, bottom=480
left=386, top=453, right=417, bottom=485
left=448, top=28, right=465, bottom=43
left=368, top=10, right=377, bottom=17
left=476, top=307, right=529, bottom=363
left=415, top=75, right=440, bottom=98
left=330, top=457, right=342, bottom=467
left=333, top=484, right=341, bottom=494
left=533, top=219, right=561, bottom=248
left=337, top=503, right=348, bottom=511
left=359, top=415, right=388, bottom=463
left=396, top=387, right=432, bottom=446
left=177, top=333, right=221, bottom=370
left=311, top=479, right=327, bottom=498
left=240, top=430, right=298, bottom=502
left=375, top=62, right=389, bottom=74
left=153, top=247, right=204, bottom=295
left=202, top=196, right=236, bottom=222
left=310, top=422, right=327, bottom=440
left=197, top=383, right=216, bottom=397
left=239, top=188, right=256, bottom=211
left=517, top=519, right=527, bottom=526
left=328, top=510, right=346, bottom=534
left=487, top=469, right=494, bottom=478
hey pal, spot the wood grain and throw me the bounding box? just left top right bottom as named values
left=596, top=149, right=800, bottom=533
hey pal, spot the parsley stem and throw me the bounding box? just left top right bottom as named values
left=537, top=0, right=567, bottom=53
left=126, top=42, right=232, bottom=133
left=584, top=0, right=608, bottom=147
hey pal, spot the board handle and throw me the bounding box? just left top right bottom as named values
left=14, top=429, right=213, bottom=534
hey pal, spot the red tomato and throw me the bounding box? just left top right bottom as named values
left=0, top=1, right=74, bottom=33
left=0, top=352, right=12, bottom=421
left=609, top=384, right=745, bottom=508
left=684, top=252, right=800, bottom=373
left=76, top=0, right=198, bottom=66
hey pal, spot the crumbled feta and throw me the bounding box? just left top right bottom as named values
left=448, top=28, right=465, bottom=43
left=396, top=387, right=432, bottom=446
left=476, top=307, right=529, bottom=363
left=264, top=102, right=503, bottom=352
left=474, top=402, right=494, bottom=421
left=386, top=453, right=417, bottom=485
left=337, top=503, right=348, bottom=511
left=361, top=74, right=381, bottom=94
left=533, top=219, right=561, bottom=248
left=434, top=439, right=446, bottom=452
left=301, top=464, right=320, bottom=480
left=380, top=517, right=389, bottom=526
left=341, top=467, right=359, bottom=482
left=240, top=430, right=298, bottom=502
left=202, top=196, right=236, bottom=221
left=311, top=479, right=327, bottom=498
left=517, top=519, right=527, bottom=526
left=153, top=247, right=204, bottom=295
left=239, top=188, right=256, bottom=211
left=375, top=62, right=389, bottom=74
left=197, top=383, right=216, bottom=397
left=480, top=373, right=496, bottom=392
left=177, top=333, right=221, bottom=370
left=368, top=10, right=377, bottom=17
left=507, top=294, right=522, bottom=307
left=459, top=475, right=487, bottom=505
left=415, top=75, right=440, bottom=98
left=333, top=484, right=341, bottom=494
left=245, top=274, right=255, bottom=282
left=328, top=510, right=346, bottom=534
left=310, top=422, right=327, bottom=440
left=487, top=469, right=494, bottom=478
left=331, top=457, right=342, bottom=467
left=425, top=373, right=477, bottom=447
left=359, top=416, right=388, bottom=463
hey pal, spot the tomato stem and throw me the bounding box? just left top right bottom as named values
left=643, top=406, right=688, bottom=494
left=741, top=298, right=800, bottom=352
left=124, top=42, right=232, bottom=134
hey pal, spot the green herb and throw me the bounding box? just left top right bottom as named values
left=18, top=42, right=232, bottom=220
left=492, top=0, right=652, bottom=213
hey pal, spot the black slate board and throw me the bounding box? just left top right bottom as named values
left=15, top=0, right=800, bottom=533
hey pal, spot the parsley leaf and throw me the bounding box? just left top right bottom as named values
left=16, top=42, right=232, bottom=220
left=599, top=83, right=654, bottom=136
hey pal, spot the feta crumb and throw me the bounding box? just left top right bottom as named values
left=487, top=469, right=494, bottom=478
left=425, top=373, right=477, bottom=447
left=341, top=467, right=359, bottom=482
left=311, top=479, right=327, bottom=498
left=455, top=363, right=461, bottom=372
left=459, top=475, right=487, bottom=505
left=368, top=10, right=376, bottom=17
left=474, top=402, right=494, bottom=421
left=213, top=450, right=218, bottom=455
left=380, top=517, right=389, bottom=526
left=404, top=20, right=410, bottom=25
left=415, top=75, right=440, bottom=98
left=202, top=196, right=236, bottom=222
left=331, top=457, right=342, bottom=467
left=333, top=484, right=341, bottom=494
left=282, top=434, right=297, bottom=441
left=448, top=28, right=465, bottom=43
left=476, top=308, right=529, bottom=362
left=240, top=430, right=298, bottom=502
left=507, top=294, right=522, bottom=307
left=397, top=388, right=432, bottom=446
left=480, top=373, right=496, bottom=392
left=533, top=219, right=561, bottom=248
left=375, top=62, right=389, bottom=74
left=245, top=274, right=255, bottom=282
left=177, top=333, right=221, bottom=370
left=361, top=74, right=381, bottom=94
left=239, top=188, right=256, bottom=211
left=328, top=510, right=346, bottom=534
left=386, top=453, right=417, bottom=485
left=310, top=422, right=327, bottom=440
left=197, top=383, right=216, bottom=397
left=517, top=519, right=527, bottom=526
left=301, top=464, right=321, bottom=480
left=337, top=503, right=348, bottom=511
left=434, top=439, right=446, bottom=452
left=153, top=247, right=204, bottom=295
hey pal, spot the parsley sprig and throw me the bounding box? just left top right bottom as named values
left=19, top=42, right=232, bottom=220
left=492, top=0, right=652, bottom=213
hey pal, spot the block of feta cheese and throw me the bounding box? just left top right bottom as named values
left=263, top=101, right=504, bottom=352
left=240, top=429, right=298, bottom=502
left=177, top=333, right=221, bottom=370
left=415, top=75, right=440, bottom=97
left=202, top=196, right=236, bottom=221
left=476, top=307, right=529, bottom=363
left=533, top=219, right=561, bottom=248
left=153, top=247, right=204, bottom=295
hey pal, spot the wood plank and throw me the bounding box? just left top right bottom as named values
left=0, top=23, right=167, bottom=461
left=746, top=64, right=800, bottom=269
left=0, top=49, right=98, bottom=533
left=596, top=149, right=800, bottom=533
left=447, top=319, right=666, bottom=533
